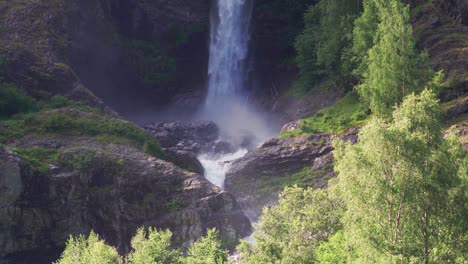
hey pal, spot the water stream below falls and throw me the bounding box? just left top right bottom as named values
left=198, top=149, right=248, bottom=189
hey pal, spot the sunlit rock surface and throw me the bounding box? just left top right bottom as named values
left=225, top=128, right=359, bottom=221
left=0, top=132, right=251, bottom=262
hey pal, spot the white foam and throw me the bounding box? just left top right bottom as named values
left=198, top=149, right=248, bottom=189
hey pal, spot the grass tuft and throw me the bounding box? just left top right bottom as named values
left=279, top=93, right=369, bottom=138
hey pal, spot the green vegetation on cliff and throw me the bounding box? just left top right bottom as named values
left=280, top=93, right=368, bottom=138
left=240, top=90, right=467, bottom=263
left=295, top=0, right=360, bottom=92
left=356, top=0, right=433, bottom=115
left=0, top=84, right=163, bottom=172
left=286, top=0, right=455, bottom=138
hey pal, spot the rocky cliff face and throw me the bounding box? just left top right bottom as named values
left=0, top=0, right=210, bottom=115
left=411, top=0, right=468, bottom=89
left=66, top=0, right=211, bottom=114
left=225, top=128, right=358, bottom=221
left=0, top=113, right=251, bottom=262
left=0, top=1, right=102, bottom=106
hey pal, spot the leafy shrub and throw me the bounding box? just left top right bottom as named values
left=56, top=228, right=229, bottom=264
left=185, top=229, right=228, bottom=264
left=237, top=187, right=343, bottom=263
left=54, top=231, right=121, bottom=264
left=0, top=83, right=37, bottom=118
left=126, top=228, right=182, bottom=264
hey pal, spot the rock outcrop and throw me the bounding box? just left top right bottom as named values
left=144, top=121, right=220, bottom=154
left=410, top=0, right=468, bottom=96
left=0, top=141, right=251, bottom=262
left=225, top=128, right=359, bottom=221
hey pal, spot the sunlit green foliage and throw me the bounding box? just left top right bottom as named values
left=243, top=90, right=466, bottom=263
left=127, top=228, right=182, bottom=264
left=54, top=231, right=121, bottom=264
left=334, top=89, right=467, bottom=262
left=356, top=0, right=433, bottom=115
left=185, top=229, right=228, bottom=264
left=315, top=230, right=349, bottom=263
left=56, top=228, right=229, bottom=264
left=237, top=187, right=343, bottom=263
left=350, top=0, right=379, bottom=78
left=279, top=93, right=369, bottom=138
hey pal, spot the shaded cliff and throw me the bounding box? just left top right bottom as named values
left=0, top=0, right=211, bottom=117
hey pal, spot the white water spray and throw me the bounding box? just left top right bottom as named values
left=199, top=0, right=277, bottom=189
left=206, top=0, right=252, bottom=103
left=202, top=0, right=275, bottom=140
left=198, top=149, right=248, bottom=188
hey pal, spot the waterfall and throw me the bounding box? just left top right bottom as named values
left=202, top=0, right=275, bottom=141
left=198, top=0, right=277, bottom=190
left=206, top=0, right=253, bottom=107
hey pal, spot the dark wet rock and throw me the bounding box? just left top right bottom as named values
left=144, top=121, right=219, bottom=154
left=164, top=149, right=205, bottom=175
left=225, top=128, right=359, bottom=221
left=213, top=141, right=236, bottom=154
left=446, top=95, right=468, bottom=119
left=0, top=142, right=251, bottom=260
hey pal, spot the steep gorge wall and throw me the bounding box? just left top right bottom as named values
left=66, top=0, right=211, bottom=114
left=0, top=0, right=211, bottom=116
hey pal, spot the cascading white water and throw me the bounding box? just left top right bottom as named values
left=202, top=0, right=274, bottom=139
left=206, top=0, right=253, bottom=106
left=199, top=0, right=276, bottom=189
left=198, top=149, right=248, bottom=188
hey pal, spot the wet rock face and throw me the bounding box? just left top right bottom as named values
left=144, top=121, right=220, bottom=154
left=0, top=0, right=211, bottom=112
left=66, top=0, right=211, bottom=111
left=225, top=128, right=359, bottom=221
left=163, top=149, right=205, bottom=175
left=0, top=145, right=251, bottom=261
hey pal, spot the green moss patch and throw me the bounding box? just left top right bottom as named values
left=255, top=166, right=332, bottom=196
left=279, top=93, right=369, bottom=138
left=8, top=146, right=60, bottom=173
left=0, top=85, right=163, bottom=158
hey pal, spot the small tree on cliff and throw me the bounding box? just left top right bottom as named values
left=126, top=227, right=182, bottom=264
left=356, top=0, right=432, bottom=116
left=237, top=187, right=343, bottom=263
left=185, top=229, right=228, bottom=264
left=54, top=231, right=121, bottom=264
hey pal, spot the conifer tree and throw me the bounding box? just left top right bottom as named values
left=356, top=0, right=432, bottom=115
